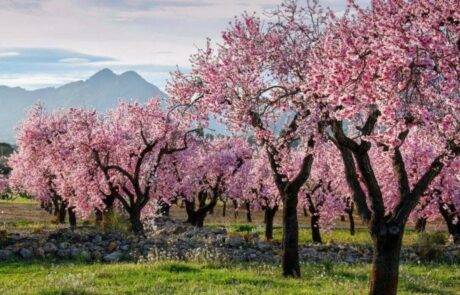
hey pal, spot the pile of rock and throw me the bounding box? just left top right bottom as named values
left=0, top=217, right=459, bottom=264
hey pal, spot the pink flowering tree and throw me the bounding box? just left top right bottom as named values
left=299, top=143, right=346, bottom=244
left=169, top=137, right=251, bottom=227
left=232, top=150, right=281, bottom=240
left=307, top=1, right=460, bottom=293
left=72, top=100, right=196, bottom=234
left=0, top=176, right=8, bottom=196
left=8, top=106, right=77, bottom=226
left=167, top=1, right=326, bottom=277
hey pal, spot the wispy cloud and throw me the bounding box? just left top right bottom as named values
left=0, top=0, right=44, bottom=10
left=0, top=48, right=115, bottom=64
left=88, top=0, right=213, bottom=10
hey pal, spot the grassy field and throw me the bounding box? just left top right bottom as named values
left=0, top=199, right=457, bottom=294
left=0, top=260, right=459, bottom=295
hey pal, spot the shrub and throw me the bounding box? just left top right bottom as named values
left=414, top=231, right=447, bottom=261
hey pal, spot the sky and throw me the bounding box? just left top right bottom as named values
left=0, top=0, right=369, bottom=91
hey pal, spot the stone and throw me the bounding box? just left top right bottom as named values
left=57, top=249, right=70, bottom=258
left=79, top=250, right=91, bottom=261
left=172, top=225, right=188, bottom=235
left=35, top=247, right=45, bottom=258
left=227, top=236, right=245, bottom=248
left=0, top=250, right=13, bottom=260
left=93, top=235, right=103, bottom=244
left=70, top=247, right=80, bottom=259
left=58, top=242, right=70, bottom=250
left=103, top=251, right=123, bottom=262
left=108, top=242, right=118, bottom=252
left=257, top=242, right=271, bottom=251
left=20, top=248, right=33, bottom=259
left=43, top=242, right=58, bottom=253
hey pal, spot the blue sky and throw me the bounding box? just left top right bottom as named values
left=0, top=0, right=369, bottom=90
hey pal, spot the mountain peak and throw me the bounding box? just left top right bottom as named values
left=88, top=68, right=116, bottom=81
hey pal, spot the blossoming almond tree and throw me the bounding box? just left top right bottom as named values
left=71, top=100, right=196, bottom=234
left=168, top=137, right=251, bottom=227
left=167, top=1, right=326, bottom=277
left=8, top=106, right=78, bottom=227
left=307, top=1, right=459, bottom=293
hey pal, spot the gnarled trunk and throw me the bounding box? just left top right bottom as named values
left=58, top=202, right=67, bottom=224
left=185, top=191, right=218, bottom=228
left=68, top=207, right=77, bottom=230
left=264, top=206, right=277, bottom=241
left=156, top=199, right=171, bottom=217
left=245, top=201, right=252, bottom=223
left=95, top=209, right=104, bottom=227
left=414, top=217, right=427, bottom=233
left=369, top=225, right=403, bottom=295
left=281, top=191, right=300, bottom=278
left=348, top=211, right=355, bottom=236
left=439, top=203, right=460, bottom=244
left=311, top=214, right=322, bottom=243
left=129, top=209, right=144, bottom=235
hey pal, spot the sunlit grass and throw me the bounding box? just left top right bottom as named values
left=0, top=260, right=458, bottom=295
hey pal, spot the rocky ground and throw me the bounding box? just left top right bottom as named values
left=0, top=216, right=459, bottom=264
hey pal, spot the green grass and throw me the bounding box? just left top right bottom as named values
left=0, top=195, right=36, bottom=204
left=222, top=224, right=423, bottom=247
left=0, top=260, right=458, bottom=294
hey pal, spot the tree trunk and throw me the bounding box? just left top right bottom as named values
left=245, top=201, right=252, bottom=223
left=68, top=207, right=77, bottom=230
left=414, top=217, right=427, bottom=233
left=233, top=200, right=238, bottom=220
left=311, top=214, right=322, bottom=243
left=129, top=210, right=144, bottom=235
left=439, top=204, right=460, bottom=244
left=281, top=191, right=300, bottom=278
left=95, top=209, right=104, bottom=227
left=157, top=200, right=171, bottom=217
left=303, top=207, right=308, bottom=217
left=58, top=202, right=67, bottom=224
left=185, top=196, right=216, bottom=228
left=348, top=210, right=355, bottom=236
left=264, top=206, right=277, bottom=241
left=222, top=201, right=227, bottom=217
left=369, top=226, right=403, bottom=295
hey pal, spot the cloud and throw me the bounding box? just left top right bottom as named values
left=0, top=48, right=115, bottom=64
left=88, top=0, right=213, bottom=10
left=0, top=51, right=20, bottom=58
left=0, top=0, right=44, bottom=10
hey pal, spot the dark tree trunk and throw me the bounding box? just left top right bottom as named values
left=340, top=215, right=346, bottom=222
left=348, top=210, right=355, bottom=236
left=157, top=200, right=171, bottom=217
left=185, top=192, right=218, bottom=228
left=68, top=207, right=77, bottom=230
left=369, top=226, right=403, bottom=295
left=129, top=209, right=144, bottom=235
left=58, top=202, right=67, bottom=224
left=222, top=200, right=227, bottom=217
left=414, top=217, right=427, bottom=233
left=310, top=214, right=322, bottom=243
left=439, top=203, right=460, bottom=244
left=281, top=191, right=300, bottom=278
left=264, top=206, right=277, bottom=241
left=303, top=207, right=308, bottom=217
left=233, top=200, right=238, bottom=220
left=245, top=201, right=252, bottom=223
left=95, top=209, right=104, bottom=227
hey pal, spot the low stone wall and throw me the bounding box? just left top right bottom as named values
left=0, top=217, right=459, bottom=264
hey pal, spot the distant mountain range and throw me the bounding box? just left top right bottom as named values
left=0, top=69, right=167, bottom=143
